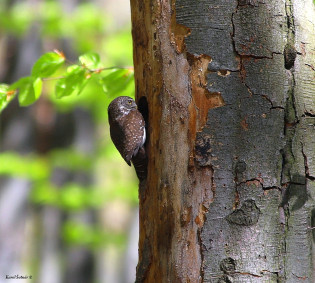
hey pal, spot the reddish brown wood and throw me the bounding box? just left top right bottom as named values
left=131, top=1, right=215, bottom=282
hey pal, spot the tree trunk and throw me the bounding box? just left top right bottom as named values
left=130, top=0, right=315, bottom=282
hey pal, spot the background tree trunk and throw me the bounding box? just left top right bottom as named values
left=131, top=0, right=315, bottom=282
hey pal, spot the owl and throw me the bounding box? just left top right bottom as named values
left=108, top=96, right=147, bottom=180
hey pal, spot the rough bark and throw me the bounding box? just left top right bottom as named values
left=131, top=0, right=315, bottom=282
left=131, top=1, right=206, bottom=282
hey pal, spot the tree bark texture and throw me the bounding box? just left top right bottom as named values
left=130, top=0, right=315, bottom=282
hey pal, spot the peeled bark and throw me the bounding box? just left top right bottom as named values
left=131, top=0, right=315, bottom=282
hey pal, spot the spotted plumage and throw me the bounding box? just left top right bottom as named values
left=108, top=96, right=147, bottom=180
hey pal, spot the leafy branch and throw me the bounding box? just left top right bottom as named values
left=0, top=50, right=134, bottom=113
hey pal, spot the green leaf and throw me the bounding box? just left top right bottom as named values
left=0, top=84, right=16, bottom=113
left=79, top=52, right=101, bottom=69
left=33, top=77, right=43, bottom=99
left=0, top=84, right=8, bottom=95
left=101, top=69, right=134, bottom=96
left=62, top=221, right=125, bottom=247
left=11, top=76, right=42, bottom=106
left=0, top=152, right=49, bottom=180
left=31, top=182, right=59, bottom=205
left=59, top=183, right=90, bottom=210
left=31, top=51, right=65, bottom=78
left=55, top=65, right=88, bottom=98
left=49, top=148, right=93, bottom=171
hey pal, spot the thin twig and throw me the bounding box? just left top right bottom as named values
left=42, top=76, right=65, bottom=81
left=87, top=66, right=132, bottom=72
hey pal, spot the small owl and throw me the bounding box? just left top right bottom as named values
left=108, top=96, right=147, bottom=180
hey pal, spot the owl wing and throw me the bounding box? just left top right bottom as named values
left=122, top=110, right=146, bottom=164
left=109, top=120, right=132, bottom=166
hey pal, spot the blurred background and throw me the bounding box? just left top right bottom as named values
left=0, top=0, right=139, bottom=283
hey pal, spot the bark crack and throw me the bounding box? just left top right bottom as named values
left=236, top=177, right=282, bottom=192
left=261, top=94, right=285, bottom=111
left=302, top=111, right=315, bottom=118
left=281, top=0, right=298, bottom=186
left=234, top=271, right=263, bottom=278
left=231, top=4, right=254, bottom=97
left=280, top=5, right=298, bottom=281
left=230, top=5, right=283, bottom=103
left=236, top=177, right=263, bottom=187
left=261, top=270, right=281, bottom=281
left=305, top=63, right=315, bottom=71
left=285, top=0, right=295, bottom=42
left=197, top=228, right=205, bottom=281
left=301, top=143, right=315, bottom=180
left=292, top=272, right=309, bottom=280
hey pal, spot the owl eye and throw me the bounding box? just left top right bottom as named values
left=128, top=100, right=133, bottom=105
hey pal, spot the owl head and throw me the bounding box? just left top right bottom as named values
left=108, top=96, right=137, bottom=119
